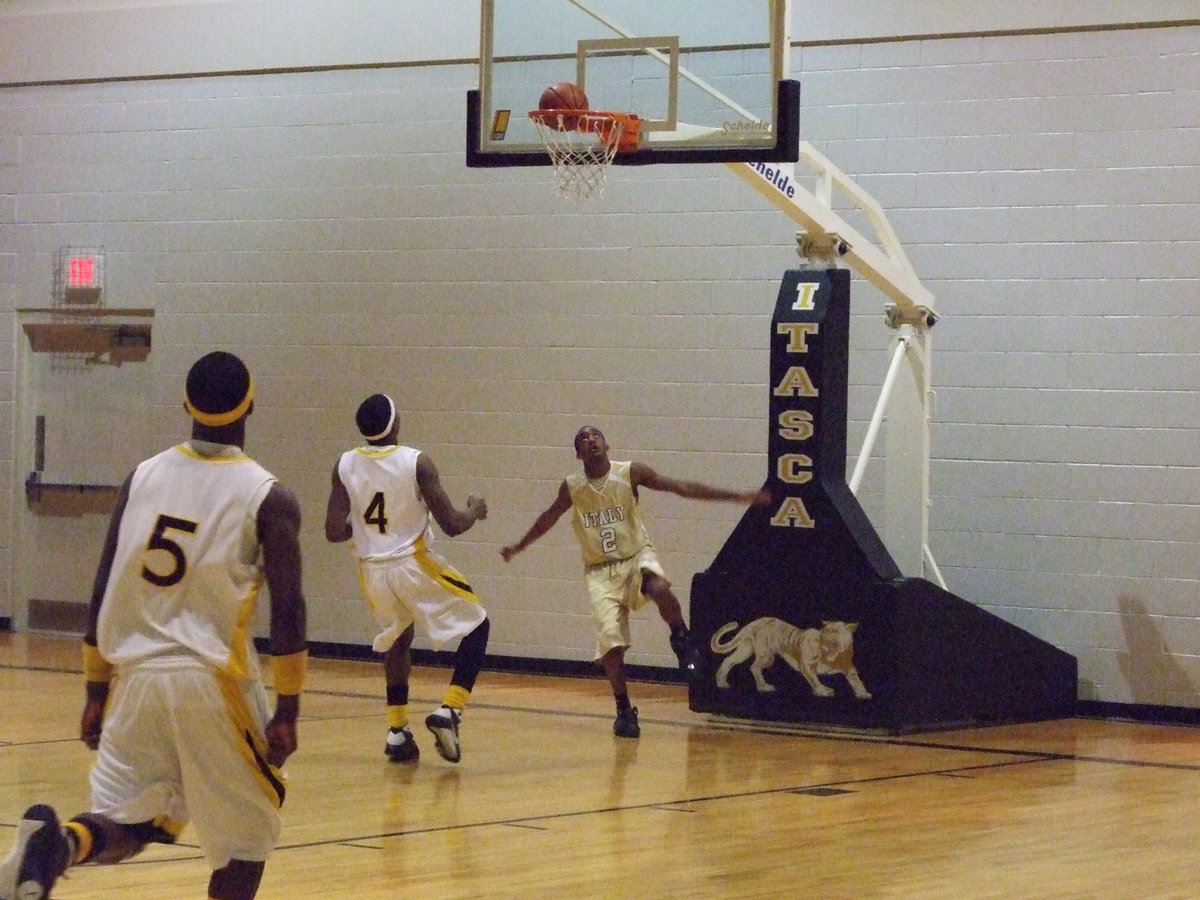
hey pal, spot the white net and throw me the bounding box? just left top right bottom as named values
left=529, top=112, right=626, bottom=201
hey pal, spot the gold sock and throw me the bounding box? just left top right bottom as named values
left=443, top=684, right=470, bottom=711
left=387, top=705, right=409, bottom=730
left=64, top=821, right=91, bottom=865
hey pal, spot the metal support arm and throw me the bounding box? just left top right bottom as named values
left=730, top=148, right=942, bottom=583
left=728, top=146, right=936, bottom=317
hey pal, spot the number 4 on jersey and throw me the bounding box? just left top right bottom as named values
left=364, top=491, right=389, bottom=534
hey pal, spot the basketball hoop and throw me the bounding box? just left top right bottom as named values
left=528, top=110, right=640, bottom=201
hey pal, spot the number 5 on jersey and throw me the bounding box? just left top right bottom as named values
left=141, top=514, right=200, bottom=587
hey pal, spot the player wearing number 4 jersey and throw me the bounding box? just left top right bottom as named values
left=0, top=351, right=308, bottom=900
left=500, top=425, right=769, bottom=739
left=325, top=393, right=490, bottom=765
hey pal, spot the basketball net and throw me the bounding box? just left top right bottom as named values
left=528, top=111, right=638, bottom=201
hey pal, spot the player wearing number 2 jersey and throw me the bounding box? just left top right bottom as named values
left=324, top=393, right=490, bottom=765
left=566, top=460, right=651, bottom=566
left=500, top=425, right=770, bottom=739
left=0, top=351, right=308, bottom=900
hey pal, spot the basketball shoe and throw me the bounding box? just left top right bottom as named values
left=613, top=706, right=640, bottom=739
left=384, top=726, right=419, bottom=762
left=669, top=628, right=701, bottom=676
left=424, top=706, right=462, bottom=763
left=0, top=804, right=70, bottom=900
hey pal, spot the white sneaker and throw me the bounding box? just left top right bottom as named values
left=424, top=706, right=462, bottom=763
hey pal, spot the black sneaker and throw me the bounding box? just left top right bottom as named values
left=384, top=726, right=419, bottom=762
left=0, top=804, right=69, bottom=900
left=613, top=706, right=640, bottom=739
left=670, top=629, right=700, bottom=675
left=424, top=706, right=462, bottom=763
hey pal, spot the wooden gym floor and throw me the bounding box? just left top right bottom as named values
left=4, top=631, right=1200, bottom=899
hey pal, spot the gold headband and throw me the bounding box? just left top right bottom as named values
left=186, top=378, right=254, bottom=427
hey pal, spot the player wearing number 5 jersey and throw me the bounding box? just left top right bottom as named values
left=500, top=425, right=769, bottom=739
left=324, top=393, right=490, bottom=765
left=0, top=351, right=308, bottom=900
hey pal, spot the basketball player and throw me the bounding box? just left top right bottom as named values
left=0, top=351, right=308, bottom=900
left=324, top=393, right=490, bottom=764
left=500, top=425, right=770, bottom=738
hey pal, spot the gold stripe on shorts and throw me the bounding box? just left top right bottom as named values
left=414, top=550, right=478, bottom=603
left=218, top=673, right=287, bottom=808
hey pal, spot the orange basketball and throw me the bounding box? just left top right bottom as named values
left=538, top=82, right=589, bottom=130
left=539, top=81, right=589, bottom=112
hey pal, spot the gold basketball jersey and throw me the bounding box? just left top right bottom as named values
left=566, top=460, right=651, bottom=566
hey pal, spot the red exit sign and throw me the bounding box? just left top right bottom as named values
left=68, top=256, right=97, bottom=288
left=61, top=249, right=104, bottom=301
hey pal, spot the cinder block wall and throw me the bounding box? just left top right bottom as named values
left=1, top=10, right=1196, bottom=706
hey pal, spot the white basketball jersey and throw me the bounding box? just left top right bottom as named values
left=337, top=444, right=434, bottom=561
left=97, top=442, right=276, bottom=679
left=566, top=460, right=651, bottom=566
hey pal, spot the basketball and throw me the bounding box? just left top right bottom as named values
left=538, top=81, right=588, bottom=130
left=539, top=81, right=588, bottom=112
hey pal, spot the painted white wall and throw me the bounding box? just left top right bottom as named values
left=1, top=3, right=1197, bottom=706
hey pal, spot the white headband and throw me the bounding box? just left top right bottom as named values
left=364, top=394, right=396, bottom=441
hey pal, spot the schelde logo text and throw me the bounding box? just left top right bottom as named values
left=722, top=120, right=772, bottom=136
left=749, top=162, right=796, bottom=199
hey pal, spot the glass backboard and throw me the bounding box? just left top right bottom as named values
left=469, top=0, right=797, bottom=167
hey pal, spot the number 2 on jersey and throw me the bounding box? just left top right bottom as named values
left=364, top=491, right=389, bottom=534
left=600, top=525, right=617, bottom=555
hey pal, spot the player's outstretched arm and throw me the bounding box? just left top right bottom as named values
left=500, top=480, right=572, bottom=561
left=417, top=452, right=487, bottom=537
left=631, top=461, right=771, bottom=506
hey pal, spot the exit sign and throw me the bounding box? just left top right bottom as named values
left=60, top=249, right=104, bottom=303
left=68, top=256, right=99, bottom=288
